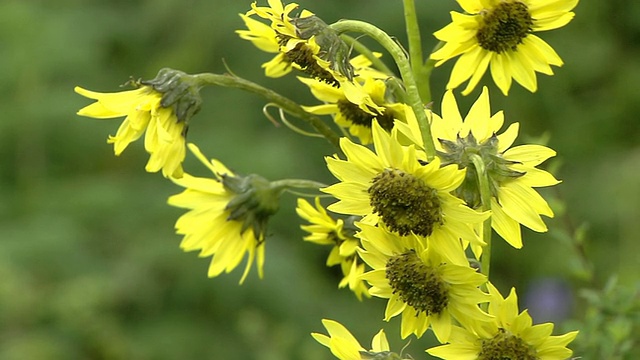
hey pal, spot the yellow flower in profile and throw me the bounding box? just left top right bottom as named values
left=430, top=0, right=578, bottom=95
left=398, top=87, right=559, bottom=249
left=168, top=144, right=282, bottom=284
left=75, top=85, right=186, bottom=178
left=323, top=121, right=489, bottom=262
left=296, top=197, right=369, bottom=300
left=427, top=282, right=578, bottom=359
left=312, top=319, right=403, bottom=360
left=300, top=76, right=406, bottom=145
left=357, top=223, right=492, bottom=342
left=238, top=1, right=387, bottom=110
left=237, top=9, right=320, bottom=79
left=237, top=0, right=353, bottom=86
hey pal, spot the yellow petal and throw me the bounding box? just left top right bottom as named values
left=526, top=35, right=563, bottom=66
left=496, top=122, right=519, bottom=152
left=503, top=144, right=556, bottom=166
left=462, top=51, right=492, bottom=95
left=533, top=12, right=575, bottom=31
left=447, top=45, right=484, bottom=89
left=507, top=50, right=538, bottom=92
left=490, top=53, right=513, bottom=95
left=491, top=198, right=523, bottom=248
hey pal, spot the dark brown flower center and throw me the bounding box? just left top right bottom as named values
left=337, top=100, right=395, bottom=131
left=478, top=328, right=538, bottom=360
left=386, top=251, right=448, bottom=315
left=476, top=1, right=533, bottom=53
left=368, top=169, right=442, bottom=237
left=278, top=36, right=339, bottom=86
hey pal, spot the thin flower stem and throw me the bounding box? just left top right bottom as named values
left=330, top=20, right=437, bottom=160
left=402, top=0, right=431, bottom=103
left=192, top=73, right=343, bottom=155
left=270, top=179, right=328, bottom=191
left=470, top=154, right=493, bottom=280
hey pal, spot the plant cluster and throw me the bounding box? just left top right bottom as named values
left=74, top=1, right=595, bottom=358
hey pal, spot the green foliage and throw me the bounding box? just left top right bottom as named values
left=566, top=277, right=640, bottom=359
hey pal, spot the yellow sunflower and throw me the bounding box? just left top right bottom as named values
left=168, top=144, right=282, bottom=284
left=75, top=85, right=186, bottom=178
left=397, top=87, right=558, bottom=249
left=323, top=121, right=489, bottom=263
left=237, top=9, right=322, bottom=79
left=427, top=282, right=578, bottom=359
left=296, top=197, right=369, bottom=300
left=357, top=223, right=492, bottom=341
left=430, top=0, right=578, bottom=95
left=312, top=319, right=401, bottom=360
left=300, top=75, right=406, bottom=145
left=237, top=0, right=355, bottom=86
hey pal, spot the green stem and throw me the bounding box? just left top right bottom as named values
left=330, top=20, right=437, bottom=160
left=469, top=154, right=493, bottom=280
left=402, top=0, right=431, bottom=103
left=270, top=179, right=328, bottom=191
left=192, top=73, right=343, bottom=155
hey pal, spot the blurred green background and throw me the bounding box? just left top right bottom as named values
left=0, top=0, right=638, bottom=359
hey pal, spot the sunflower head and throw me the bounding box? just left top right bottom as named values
left=478, top=327, right=538, bottom=360
left=168, top=144, right=285, bottom=283
left=240, top=1, right=356, bottom=86
left=430, top=0, right=577, bottom=94
left=438, top=131, right=524, bottom=208
left=74, top=74, right=189, bottom=178
left=324, top=121, right=489, bottom=255
left=358, top=223, right=491, bottom=341
left=421, top=88, right=560, bottom=248
left=428, top=282, right=578, bottom=359
left=296, top=198, right=369, bottom=299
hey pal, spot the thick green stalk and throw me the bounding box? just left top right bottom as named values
left=402, top=0, right=431, bottom=103
left=469, top=154, right=493, bottom=280
left=192, top=73, right=343, bottom=155
left=330, top=20, right=437, bottom=160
